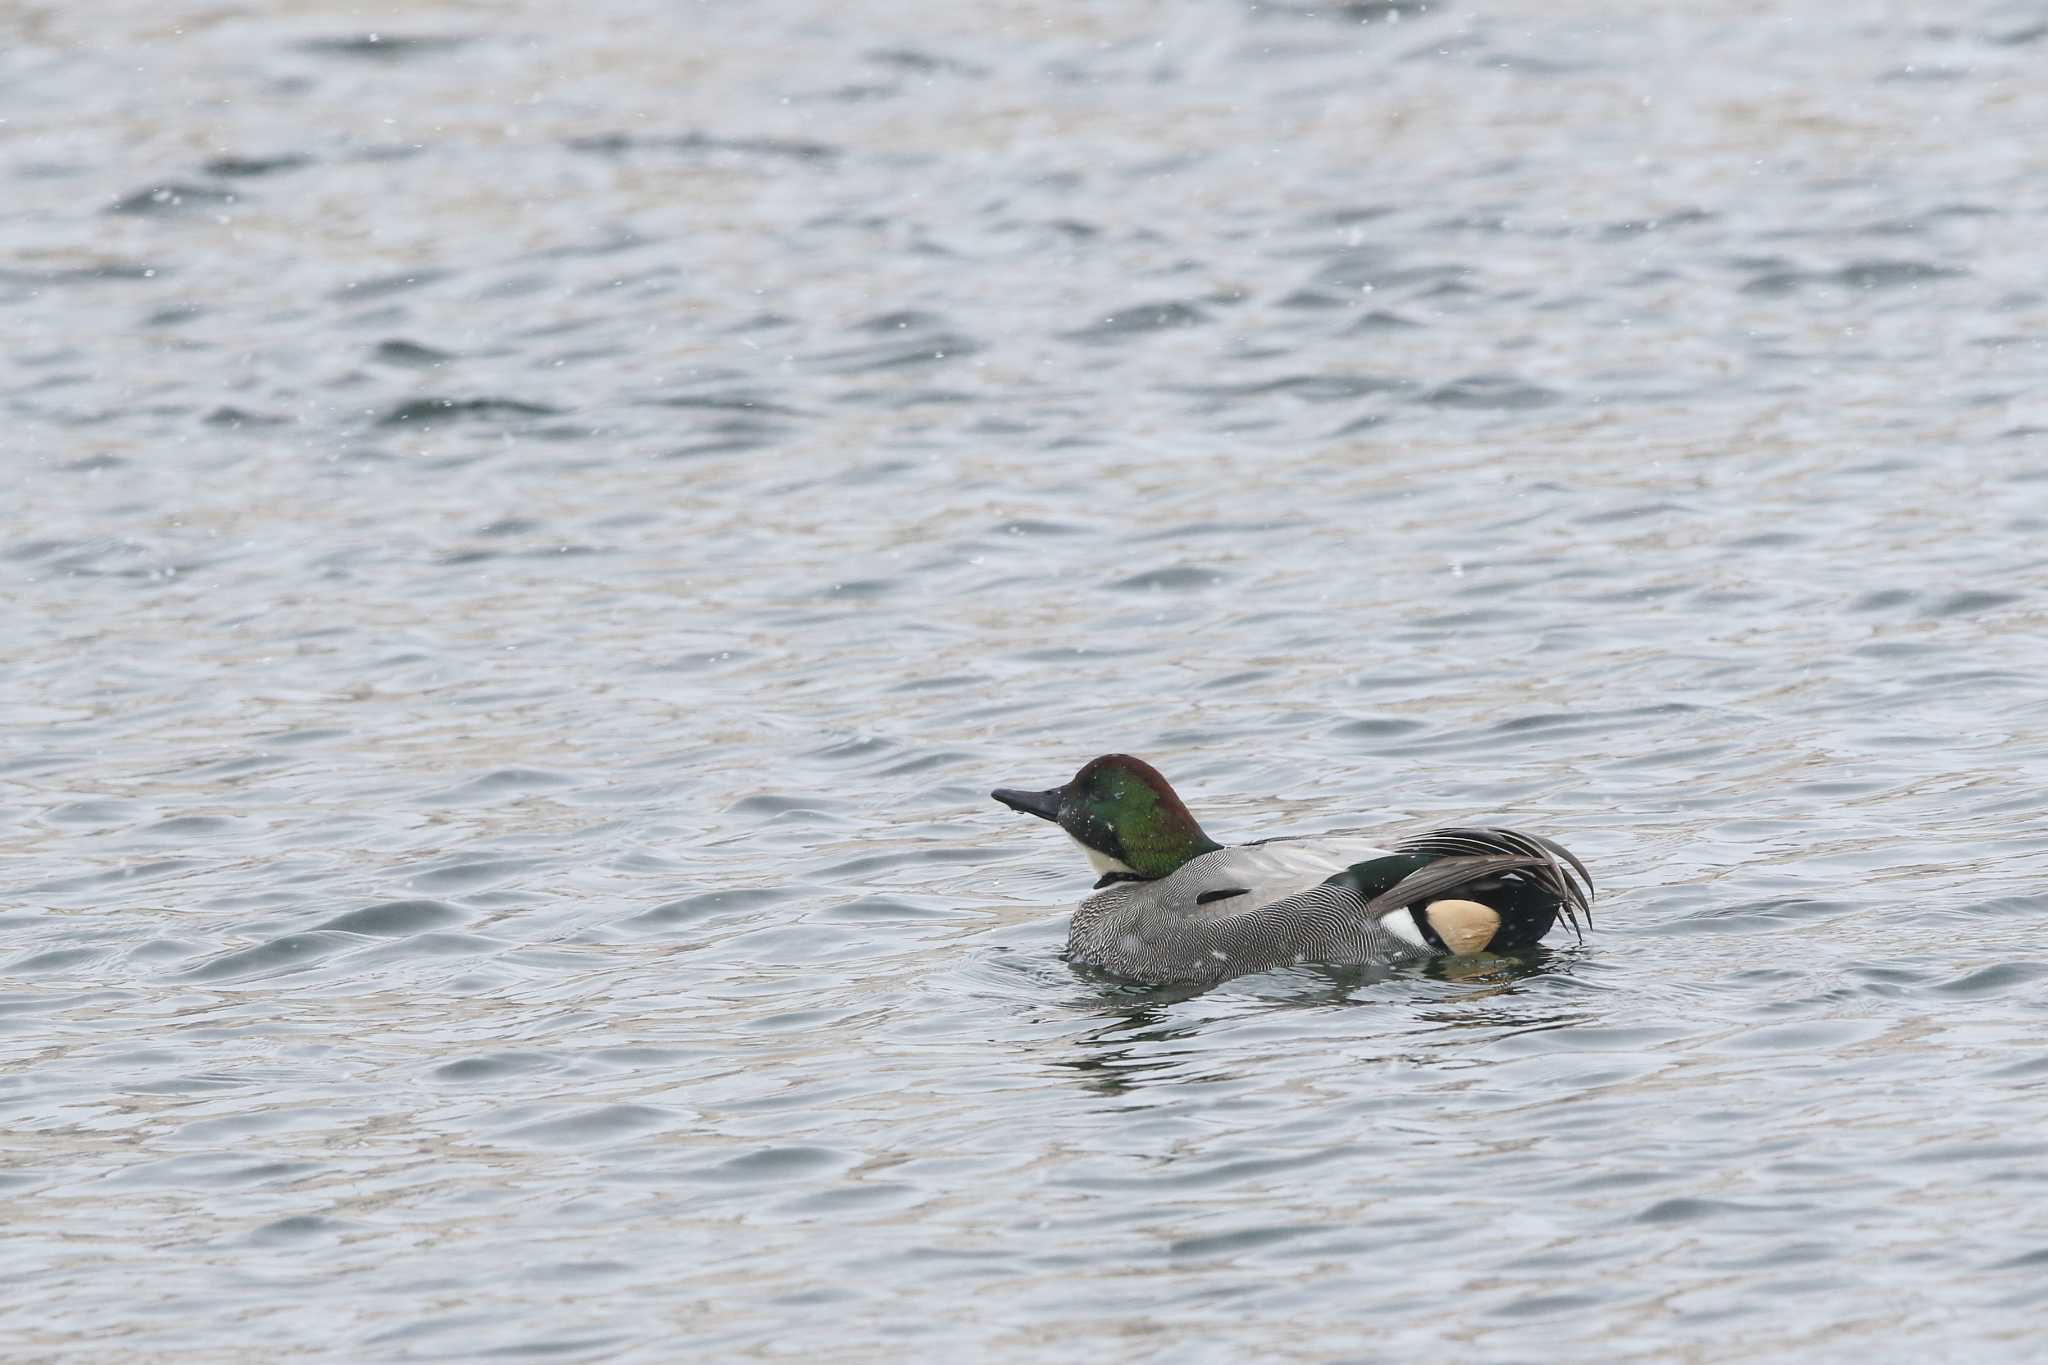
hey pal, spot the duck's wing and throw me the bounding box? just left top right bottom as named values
left=1157, top=841, right=1369, bottom=916
left=1068, top=841, right=1372, bottom=984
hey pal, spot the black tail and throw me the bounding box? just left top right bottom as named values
left=1389, top=827, right=1595, bottom=942
left=1325, top=826, right=1595, bottom=952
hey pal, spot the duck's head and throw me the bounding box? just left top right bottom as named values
left=992, top=754, right=1222, bottom=882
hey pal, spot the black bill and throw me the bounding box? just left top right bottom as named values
left=991, top=785, right=1064, bottom=823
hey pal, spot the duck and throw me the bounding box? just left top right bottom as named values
left=992, top=753, right=1593, bottom=987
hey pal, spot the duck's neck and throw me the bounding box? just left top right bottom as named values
left=1117, top=822, right=1222, bottom=879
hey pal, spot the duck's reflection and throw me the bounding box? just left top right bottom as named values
left=1049, top=946, right=1596, bottom=1096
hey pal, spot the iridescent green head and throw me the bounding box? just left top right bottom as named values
left=992, top=754, right=1221, bottom=881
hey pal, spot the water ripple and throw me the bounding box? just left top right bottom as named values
left=5, top=0, right=2047, bottom=1358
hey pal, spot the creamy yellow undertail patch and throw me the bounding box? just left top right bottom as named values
left=1423, top=898, right=1501, bottom=955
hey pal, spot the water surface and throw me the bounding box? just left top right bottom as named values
left=6, top=0, right=2048, bottom=1358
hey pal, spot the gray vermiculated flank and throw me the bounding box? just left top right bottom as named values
left=1071, top=878, right=1418, bottom=986
left=1068, top=842, right=1412, bottom=985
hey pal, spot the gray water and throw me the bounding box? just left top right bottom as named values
left=6, top=0, right=2048, bottom=1358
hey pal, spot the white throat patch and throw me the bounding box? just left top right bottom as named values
left=1069, top=833, right=1137, bottom=878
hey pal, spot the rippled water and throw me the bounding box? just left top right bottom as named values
left=7, top=0, right=2048, bottom=1357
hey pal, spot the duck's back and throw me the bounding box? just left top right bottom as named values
left=1068, top=840, right=1415, bottom=985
